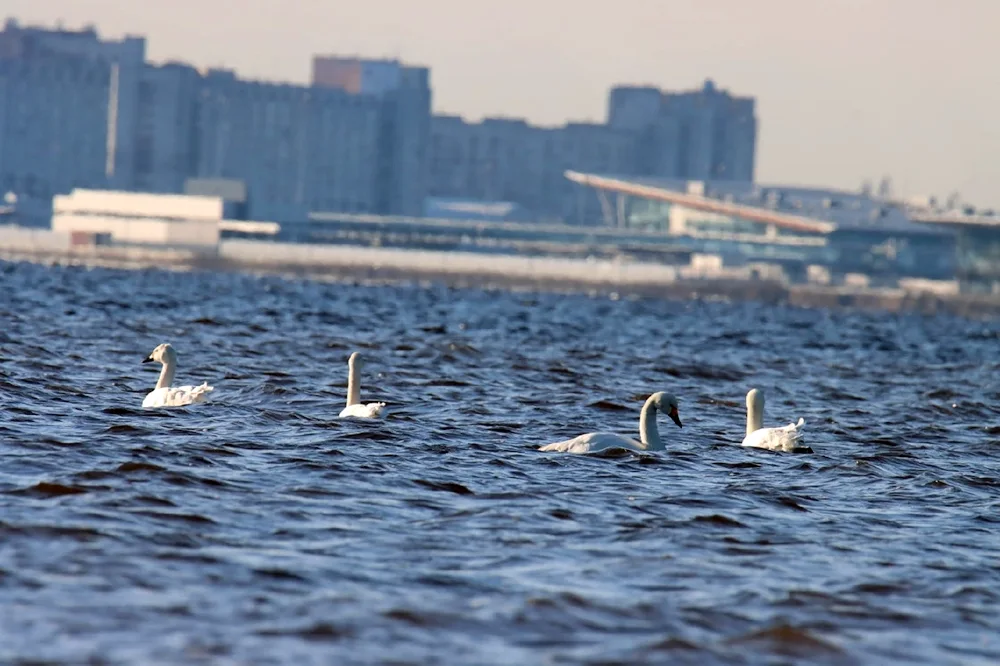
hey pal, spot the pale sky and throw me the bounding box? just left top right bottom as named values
left=8, top=0, right=999, bottom=207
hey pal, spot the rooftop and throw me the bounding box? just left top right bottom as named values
left=566, top=171, right=953, bottom=237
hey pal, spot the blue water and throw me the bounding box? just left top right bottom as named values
left=1, top=259, right=999, bottom=665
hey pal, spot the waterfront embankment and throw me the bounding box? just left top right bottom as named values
left=2, top=232, right=999, bottom=319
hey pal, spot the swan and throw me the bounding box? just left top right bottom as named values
left=141, top=343, right=214, bottom=408
left=741, top=388, right=805, bottom=452
left=338, top=352, right=386, bottom=418
left=539, top=391, right=682, bottom=454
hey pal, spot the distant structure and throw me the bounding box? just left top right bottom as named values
left=133, top=62, right=202, bottom=194
left=51, top=188, right=223, bottom=250
left=0, top=18, right=145, bottom=222
left=565, top=171, right=958, bottom=284
left=312, top=56, right=431, bottom=217
left=427, top=79, right=757, bottom=223
left=427, top=116, right=637, bottom=223
left=191, top=68, right=383, bottom=223
left=607, top=79, right=757, bottom=182
left=0, top=18, right=760, bottom=228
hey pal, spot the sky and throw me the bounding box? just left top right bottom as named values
left=7, top=0, right=999, bottom=207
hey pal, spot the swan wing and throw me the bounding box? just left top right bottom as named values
left=539, top=432, right=642, bottom=454
left=339, top=401, right=386, bottom=419
left=741, top=418, right=805, bottom=452
left=142, top=383, right=214, bottom=409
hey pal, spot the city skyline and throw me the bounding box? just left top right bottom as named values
left=4, top=0, right=998, bottom=207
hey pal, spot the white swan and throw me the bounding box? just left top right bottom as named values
left=741, top=388, right=805, bottom=452
left=141, top=343, right=214, bottom=408
left=338, top=352, right=385, bottom=418
left=539, top=391, right=682, bottom=454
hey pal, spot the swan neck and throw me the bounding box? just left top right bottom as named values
left=346, top=360, right=360, bottom=406
left=639, top=400, right=663, bottom=451
left=156, top=360, right=176, bottom=390
left=747, top=397, right=764, bottom=436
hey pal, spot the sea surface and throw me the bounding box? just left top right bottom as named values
left=1, top=259, right=999, bottom=665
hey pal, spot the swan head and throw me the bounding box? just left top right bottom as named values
left=348, top=351, right=363, bottom=369
left=143, top=343, right=176, bottom=365
left=746, top=388, right=764, bottom=410
left=650, top=391, right=682, bottom=428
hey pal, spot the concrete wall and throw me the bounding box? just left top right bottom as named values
left=219, top=239, right=681, bottom=286
left=0, top=225, right=71, bottom=252
left=52, top=214, right=219, bottom=246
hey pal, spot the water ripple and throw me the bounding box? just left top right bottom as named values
left=0, top=260, right=999, bottom=664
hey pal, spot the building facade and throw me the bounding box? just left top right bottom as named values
left=134, top=63, right=201, bottom=194
left=0, top=19, right=146, bottom=190
left=194, top=69, right=382, bottom=222
left=566, top=171, right=956, bottom=281
left=0, top=53, right=112, bottom=209
left=428, top=116, right=638, bottom=223
left=312, top=56, right=431, bottom=217
left=608, top=79, right=757, bottom=182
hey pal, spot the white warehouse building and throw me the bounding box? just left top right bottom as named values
left=52, top=188, right=223, bottom=249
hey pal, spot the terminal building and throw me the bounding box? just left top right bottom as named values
left=907, top=209, right=1000, bottom=293
left=564, top=171, right=960, bottom=285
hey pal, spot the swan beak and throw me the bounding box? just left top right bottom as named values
left=142, top=355, right=154, bottom=364
left=669, top=406, right=682, bottom=428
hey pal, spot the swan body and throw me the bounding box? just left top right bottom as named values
left=539, top=391, right=682, bottom=454
left=339, top=402, right=385, bottom=419
left=141, top=343, right=213, bottom=408
left=740, top=388, right=805, bottom=452
left=338, top=352, right=385, bottom=419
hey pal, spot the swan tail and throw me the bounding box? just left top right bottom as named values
left=189, top=383, right=214, bottom=402
left=785, top=418, right=806, bottom=449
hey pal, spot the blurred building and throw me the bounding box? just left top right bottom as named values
left=907, top=207, right=1000, bottom=293
left=133, top=63, right=201, bottom=194
left=428, top=116, right=637, bottom=223
left=193, top=69, right=382, bottom=223
left=51, top=188, right=223, bottom=249
left=312, top=56, right=431, bottom=217
left=427, top=79, right=756, bottom=224
left=566, top=171, right=957, bottom=283
left=0, top=53, right=111, bottom=207
left=0, top=18, right=146, bottom=190
left=0, top=19, right=148, bottom=225
left=608, top=79, right=757, bottom=182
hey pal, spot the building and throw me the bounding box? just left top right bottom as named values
left=133, top=63, right=201, bottom=194
left=51, top=188, right=223, bottom=249
left=0, top=52, right=112, bottom=221
left=312, top=56, right=431, bottom=217
left=608, top=79, right=757, bottom=182
left=566, top=171, right=956, bottom=282
left=193, top=69, right=382, bottom=222
left=0, top=21, right=433, bottom=224
left=428, top=116, right=638, bottom=223
left=0, top=19, right=146, bottom=190
left=907, top=207, right=1000, bottom=293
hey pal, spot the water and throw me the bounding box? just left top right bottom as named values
left=2, top=259, right=999, bottom=665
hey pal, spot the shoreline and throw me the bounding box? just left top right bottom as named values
left=3, top=241, right=1000, bottom=319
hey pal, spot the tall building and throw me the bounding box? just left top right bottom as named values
left=0, top=19, right=146, bottom=191
left=608, top=79, right=757, bottom=182
left=194, top=69, right=382, bottom=222
left=428, top=116, right=638, bottom=223
left=134, top=63, right=201, bottom=193
left=0, top=54, right=112, bottom=206
left=312, top=56, right=431, bottom=216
